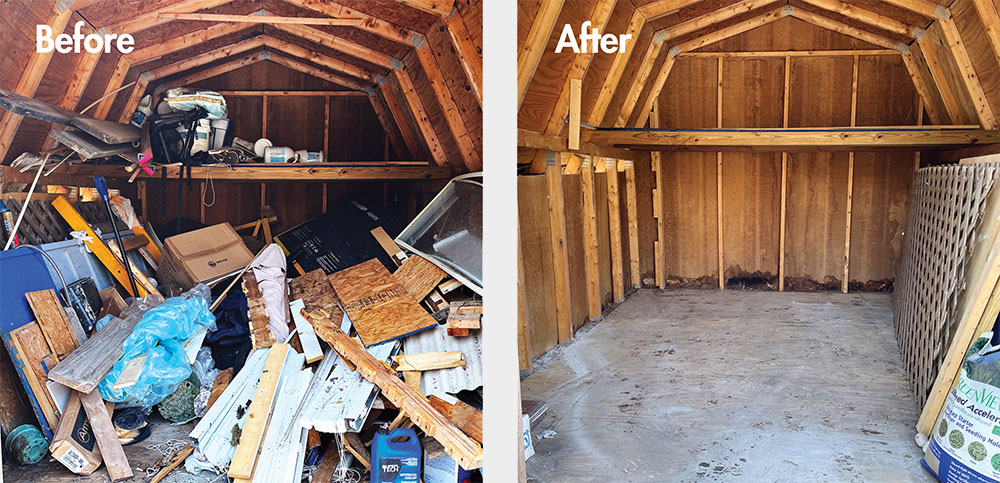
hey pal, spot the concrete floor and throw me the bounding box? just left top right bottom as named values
left=522, top=289, right=936, bottom=482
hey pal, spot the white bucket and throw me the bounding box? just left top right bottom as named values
left=294, top=150, right=324, bottom=163
left=254, top=138, right=272, bottom=157
left=264, top=146, right=295, bottom=163
left=210, top=119, right=231, bottom=149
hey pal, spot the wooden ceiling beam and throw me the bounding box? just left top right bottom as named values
left=157, top=12, right=363, bottom=26
left=970, top=0, right=1000, bottom=64
left=658, top=0, right=777, bottom=43
left=282, top=0, right=416, bottom=44
left=393, top=0, right=455, bottom=16
left=378, top=83, right=425, bottom=160
left=262, top=36, right=379, bottom=83
left=109, top=0, right=231, bottom=35
left=787, top=7, right=899, bottom=49
left=586, top=9, right=644, bottom=125
left=0, top=6, right=73, bottom=161
left=411, top=44, right=482, bottom=171
left=271, top=23, right=397, bottom=69
left=162, top=50, right=268, bottom=88
left=264, top=53, right=371, bottom=92
left=128, top=21, right=255, bottom=65
left=936, top=13, right=998, bottom=128
left=442, top=7, right=483, bottom=106
left=799, top=0, right=915, bottom=38
left=151, top=35, right=265, bottom=80
left=367, top=93, right=411, bottom=160
left=880, top=0, right=944, bottom=19
left=518, top=0, right=565, bottom=109
left=638, top=0, right=705, bottom=20
left=391, top=70, right=451, bottom=167
left=900, top=50, right=946, bottom=124
left=915, top=28, right=968, bottom=124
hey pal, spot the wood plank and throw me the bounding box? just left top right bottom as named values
left=938, top=15, right=998, bottom=129
left=371, top=226, right=407, bottom=266
left=789, top=8, right=899, bottom=49
left=157, top=12, right=362, bottom=25
left=545, top=154, right=573, bottom=343
left=587, top=10, right=644, bottom=126
left=427, top=395, right=483, bottom=444
left=393, top=351, right=465, bottom=371
left=518, top=0, right=566, bottom=108
left=970, top=0, right=1000, bottom=65
left=379, top=86, right=425, bottom=161
left=7, top=323, right=60, bottom=429
left=308, top=311, right=483, bottom=469
left=328, top=259, right=437, bottom=346
left=624, top=161, right=640, bottom=287
left=368, top=94, right=410, bottom=160
left=900, top=50, right=945, bottom=125
left=606, top=158, right=625, bottom=301
left=582, top=128, right=999, bottom=149
left=800, top=0, right=915, bottom=37
left=442, top=7, right=483, bottom=105
left=518, top=129, right=638, bottom=160
left=569, top=78, right=582, bottom=150
left=580, top=158, right=603, bottom=319
left=47, top=298, right=160, bottom=393
left=25, top=289, right=80, bottom=360
left=659, top=0, right=778, bottom=44
left=394, top=70, right=450, bottom=167
left=79, top=389, right=131, bottom=481
left=679, top=49, right=899, bottom=57
left=206, top=367, right=233, bottom=411
left=228, top=344, right=289, bottom=480
left=393, top=254, right=447, bottom=301
left=916, top=28, right=968, bottom=124
left=638, top=0, right=702, bottom=19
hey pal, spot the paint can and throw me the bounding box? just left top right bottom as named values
left=294, top=150, right=324, bottom=163
left=264, top=146, right=295, bottom=163
left=5, top=424, right=47, bottom=465
left=371, top=428, right=421, bottom=482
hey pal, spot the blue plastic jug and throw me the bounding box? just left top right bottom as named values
left=371, top=428, right=421, bottom=482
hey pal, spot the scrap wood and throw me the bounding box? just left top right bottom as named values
left=208, top=245, right=268, bottom=312
left=48, top=296, right=162, bottom=393
left=313, top=441, right=342, bottom=483
left=149, top=443, right=194, bottom=483
left=206, top=367, right=234, bottom=411
left=428, top=395, right=483, bottom=444
left=307, top=309, right=483, bottom=469
left=79, top=389, right=132, bottom=481
left=289, top=268, right=344, bottom=321
left=393, top=351, right=466, bottom=372
left=342, top=432, right=371, bottom=470
left=234, top=215, right=278, bottom=231
left=404, top=371, right=421, bottom=391
left=242, top=271, right=275, bottom=349
left=25, top=289, right=85, bottom=358
left=447, top=302, right=482, bottom=336
left=107, top=239, right=161, bottom=297
left=289, top=299, right=323, bottom=363
left=228, top=344, right=290, bottom=480
left=111, top=354, right=145, bottom=390
left=328, top=259, right=437, bottom=347
left=5, top=322, right=61, bottom=430
left=370, top=226, right=406, bottom=266
left=393, top=254, right=447, bottom=301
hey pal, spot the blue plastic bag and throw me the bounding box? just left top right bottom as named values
left=98, top=284, right=216, bottom=407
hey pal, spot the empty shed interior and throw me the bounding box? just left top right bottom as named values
left=516, top=0, right=1000, bottom=480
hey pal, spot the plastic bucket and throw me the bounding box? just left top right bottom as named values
left=264, top=146, right=295, bottom=163
left=210, top=119, right=231, bottom=149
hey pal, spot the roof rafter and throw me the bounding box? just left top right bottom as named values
left=638, top=0, right=706, bottom=21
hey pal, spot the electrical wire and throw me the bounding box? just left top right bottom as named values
left=10, top=244, right=69, bottom=298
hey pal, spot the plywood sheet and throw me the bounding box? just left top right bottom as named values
left=634, top=155, right=656, bottom=284
left=784, top=152, right=849, bottom=283
left=722, top=58, right=784, bottom=128
left=721, top=153, right=781, bottom=281
left=849, top=152, right=914, bottom=284
left=660, top=153, right=719, bottom=281
left=518, top=175, right=557, bottom=359
left=787, top=57, right=853, bottom=127
left=561, top=174, right=589, bottom=331
left=616, top=170, right=632, bottom=289
left=856, top=55, right=918, bottom=126
left=328, top=259, right=436, bottom=347
left=657, top=57, right=717, bottom=129
left=393, top=254, right=447, bottom=301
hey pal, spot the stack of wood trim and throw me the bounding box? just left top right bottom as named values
left=893, top=163, right=1000, bottom=407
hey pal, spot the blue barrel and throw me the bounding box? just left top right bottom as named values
left=370, top=428, right=421, bottom=482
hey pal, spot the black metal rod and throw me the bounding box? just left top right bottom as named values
left=106, top=201, right=139, bottom=296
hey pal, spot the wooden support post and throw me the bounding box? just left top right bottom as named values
left=651, top=99, right=666, bottom=289
left=262, top=95, right=268, bottom=138
left=568, top=79, right=582, bottom=150
left=0, top=7, right=72, bottom=160
left=518, top=0, right=566, bottom=109
left=625, top=161, right=640, bottom=287
left=606, top=158, right=625, bottom=301
left=843, top=54, right=859, bottom=293
left=779, top=55, right=790, bottom=292
left=79, top=390, right=132, bottom=481
left=579, top=156, right=602, bottom=320
left=517, top=224, right=534, bottom=372
left=717, top=57, right=725, bottom=290
left=546, top=152, right=573, bottom=342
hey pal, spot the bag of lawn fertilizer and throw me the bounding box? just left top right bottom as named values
left=923, top=322, right=1000, bottom=482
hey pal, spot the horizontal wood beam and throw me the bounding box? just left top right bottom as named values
left=638, top=0, right=702, bottom=20
left=583, top=127, right=1000, bottom=151
left=394, top=0, right=454, bottom=16
left=157, top=12, right=363, bottom=25
left=518, top=129, right=638, bottom=160
left=262, top=37, right=378, bottom=83
left=0, top=163, right=449, bottom=184
left=129, top=21, right=254, bottom=65
left=270, top=23, right=398, bottom=69
left=109, top=0, right=231, bottom=35
left=800, top=0, right=915, bottom=38
left=658, top=0, right=774, bottom=42
left=283, top=0, right=417, bottom=44
left=214, top=90, right=366, bottom=96
left=678, top=49, right=897, bottom=57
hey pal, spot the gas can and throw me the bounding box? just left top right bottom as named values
left=371, top=428, right=421, bottom=482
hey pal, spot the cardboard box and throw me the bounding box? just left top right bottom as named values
left=49, top=392, right=102, bottom=475
left=157, top=223, right=253, bottom=290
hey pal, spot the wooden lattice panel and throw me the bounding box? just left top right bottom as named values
left=893, top=164, right=1000, bottom=408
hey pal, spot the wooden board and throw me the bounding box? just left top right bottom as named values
left=309, top=312, right=483, bottom=469
left=206, top=367, right=233, bottom=411
left=25, top=289, right=81, bottom=360
left=6, top=322, right=60, bottom=430
left=243, top=271, right=275, bottom=350
left=428, top=395, right=483, bottom=444
left=561, top=174, right=589, bottom=331
left=288, top=268, right=344, bottom=321
left=393, top=254, right=447, bottom=301
left=659, top=153, right=720, bottom=283
left=393, top=351, right=465, bottom=371
left=783, top=152, right=850, bottom=285
left=517, top=176, right=558, bottom=359
left=595, top=172, right=613, bottom=306
left=720, top=153, right=781, bottom=283
left=228, top=344, right=289, bottom=480
left=47, top=297, right=160, bottom=393
left=848, top=152, right=913, bottom=284
left=328, top=259, right=437, bottom=347
left=79, top=389, right=132, bottom=481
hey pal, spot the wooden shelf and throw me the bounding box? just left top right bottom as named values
left=0, top=162, right=452, bottom=185
left=581, top=127, right=1000, bottom=152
